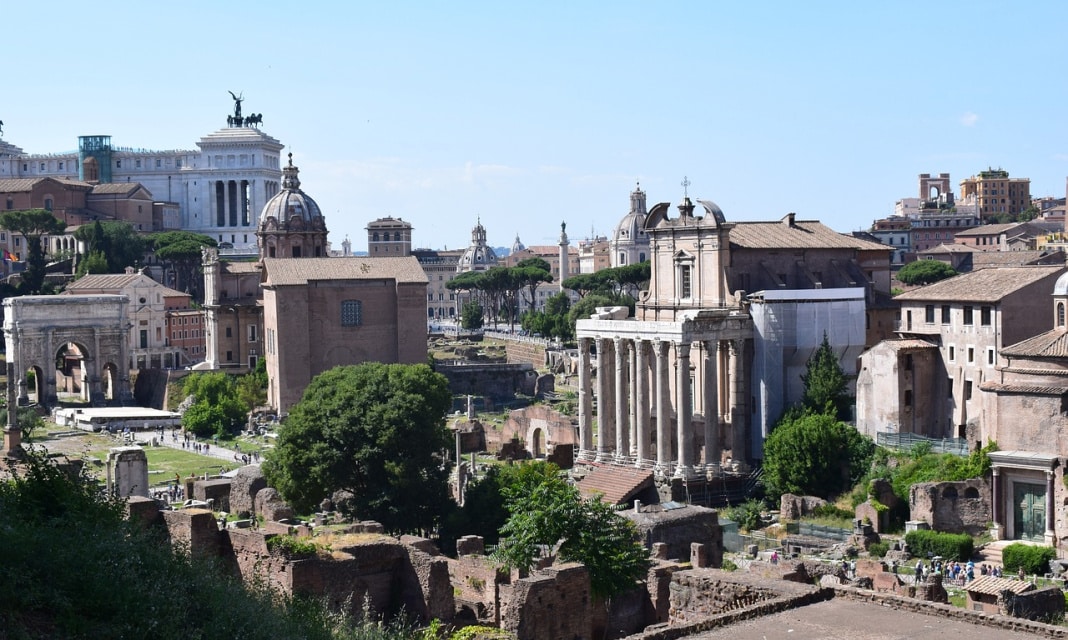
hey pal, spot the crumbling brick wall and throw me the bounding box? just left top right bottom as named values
left=667, top=568, right=805, bottom=626
left=500, top=563, right=591, bottom=640
left=779, top=494, right=827, bottom=520
left=909, top=478, right=989, bottom=535
left=161, top=508, right=228, bottom=558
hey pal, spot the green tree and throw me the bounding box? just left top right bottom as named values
left=460, top=301, right=485, bottom=329
left=16, top=407, right=44, bottom=441
left=78, top=250, right=109, bottom=275
left=800, top=333, right=851, bottom=419
left=181, top=371, right=249, bottom=437
left=150, top=230, right=217, bottom=300
left=237, top=358, right=268, bottom=409
left=0, top=448, right=415, bottom=639
left=74, top=221, right=147, bottom=275
left=896, top=260, right=957, bottom=286
left=762, top=412, right=875, bottom=501
left=514, top=258, right=554, bottom=310
left=493, top=461, right=649, bottom=599
left=263, top=363, right=453, bottom=534
left=0, top=208, right=67, bottom=294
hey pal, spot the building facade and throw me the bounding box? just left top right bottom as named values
left=959, top=169, right=1032, bottom=221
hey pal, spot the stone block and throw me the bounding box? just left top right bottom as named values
left=229, top=465, right=267, bottom=517
left=255, top=487, right=295, bottom=522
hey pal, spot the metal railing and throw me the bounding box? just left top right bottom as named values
left=876, top=431, right=969, bottom=457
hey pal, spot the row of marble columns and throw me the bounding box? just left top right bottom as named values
left=576, top=335, right=747, bottom=479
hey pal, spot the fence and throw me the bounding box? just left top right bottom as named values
left=876, top=432, right=969, bottom=457
left=793, top=522, right=852, bottom=542
left=721, top=518, right=783, bottom=554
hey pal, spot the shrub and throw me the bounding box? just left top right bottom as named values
left=720, top=557, right=738, bottom=571
left=811, top=504, right=854, bottom=520
left=904, top=529, right=973, bottom=561
left=725, top=499, right=764, bottom=532
left=868, top=541, right=890, bottom=558
left=1001, top=543, right=1056, bottom=576
left=265, top=534, right=320, bottom=558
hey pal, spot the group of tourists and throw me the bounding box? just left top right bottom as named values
left=914, top=558, right=1004, bottom=585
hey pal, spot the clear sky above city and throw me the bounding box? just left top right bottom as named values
left=5, top=1, right=1067, bottom=253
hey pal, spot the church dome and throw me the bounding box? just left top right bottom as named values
left=259, top=153, right=324, bottom=232
left=458, top=219, right=498, bottom=272
left=609, top=184, right=651, bottom=267
left=511, top=234, right=526, bottom=255
left=1054, top=271, right=1068, bottom=297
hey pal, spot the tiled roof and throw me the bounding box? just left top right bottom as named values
left=883, top=339, right=939, bottom=350
left=576, top=464, right=653, bottom=505
left=971, top=250, right=1064, bottom=269
left=728, top=219, right=889, bottom=251
left=224, top=261, right=263, bottom=274
left=1001, top=329, right=1068, bottom=358
left=953, top=223, right=1023, bottom=237
left=920, top=243, right=977, bottom=254
left=262, top=257, right=428, bottom=286
left=90, top=183, right=144, bottom=195
left=895, top=266, right=1064, bottom=303
left=0, top=178, right=41, bottom=192
left=979, top=381, right=1068, bottom=395
left=64, top=272, right=189, bottom=298
left=965, top=575, right=1033, bottom=596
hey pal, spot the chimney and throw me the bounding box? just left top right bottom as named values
left=783, top=212, right=796, bottom=227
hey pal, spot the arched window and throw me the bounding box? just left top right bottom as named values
left=394, top=232, right=401, bottom=241
left=1058, top=302, right=1065, bottom=327
left=372, top=232, right=379, bottom=241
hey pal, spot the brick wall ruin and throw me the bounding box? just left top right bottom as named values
left=909, top=478, right=990, bottom=535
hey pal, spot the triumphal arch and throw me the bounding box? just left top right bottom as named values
left=3, top=295, right=131, bottom=407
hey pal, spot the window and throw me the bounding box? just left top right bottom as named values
left=44, top=198, right=53, bottom=211
left=341, top=300, right=362, bottom=326
left=226, top=350, right=233, bottom=362
left=948, top=345, right=955, bottom=361
left=225, top=327, right=232, bottom=338
left=679, top=264, right=692, bottom=299
left=967, top=347, right=974, bottom=363
left=987, top=348, right=995, bottom=366
left=248, top=325, right=257, bottom=342
left=964, top=380, right=973, bottom=401
left=963, top=306, right=973, bottom=325
left=116, top=160, right=121, bottom=168
left=947, top=378, right=953, bottom=398
left=980, top=306, right=991, bottom=326
left=904, top=390, right=912, bottom=407
left=1058, top=302, right=1065, bottom=327
left=925, top=305, right=935, bottom=323
left=135, top=159, right=141, bottom=168
left=941, top=305, right=950, bottom=324
left=156, top=158, right=162, bottom=168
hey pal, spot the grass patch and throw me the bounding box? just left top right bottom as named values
left=83, top=444, right=231, bottom=485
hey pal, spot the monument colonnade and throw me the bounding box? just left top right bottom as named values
left=574, top=319, right=750, bottom=479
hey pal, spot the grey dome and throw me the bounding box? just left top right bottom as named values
left=1054, top=271, right=1068, bottom=296
left=458, top=219, right=498, bottom=271
left=259, top=154, right=324, bottom=231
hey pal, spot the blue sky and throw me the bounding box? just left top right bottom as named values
left=5, top=1, right=1067, bottom=252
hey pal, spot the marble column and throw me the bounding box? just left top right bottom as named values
left=577, top=337, right=593, bottom=460
left=675, top=342, right=695, bottom=478
left=654, top=339, right=671, bottom=474
left=596, top=337, right=614, bottom=462
left=628, top=341, right=638, bottom=458
left=702, top=339, right=720, bottom=470
left=615, top=338, right=630, bottom=462
left=729, top=339, right=747, bottom=466
left=634, top=340, right=651, bottom=467
left=990, top=467, right=1001, bottom=539
left=1046, top=470, right=1056, bottom=543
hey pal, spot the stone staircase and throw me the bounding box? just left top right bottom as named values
left=976, top=540, right=1015, bottom=567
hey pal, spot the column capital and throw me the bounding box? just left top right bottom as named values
left=676, top=341, right=691, bottom=358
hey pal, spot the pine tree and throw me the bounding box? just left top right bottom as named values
left=800, top=332, right=850, bottom=419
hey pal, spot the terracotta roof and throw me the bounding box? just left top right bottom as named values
left=953, top=223, right=1023, bottom=237
left=895, top=266, right=1064, bottom=303
left=729, top=219, right=889, bottom=251
left=0, top=178, right=42, bottom=192
left=64, top=272, right=188, bottom=298
left=224, top=261, right=263, bottom=274
left=978, top=381, right=1068, bottom=395
left=883, top=338, right=939, bottom=350
left=920, top=243, right=977, bottom=254
left=964, top=575, right=1033, bottom=596
left=1001, top=329, right=1068, bottom=358
left=262, top=257, right=428, bottom=286
left=89, top=183, right=145, bottom=195
left=576, top=465, right=653, bottom=505
left=971, top=250, right=1064, bottom=269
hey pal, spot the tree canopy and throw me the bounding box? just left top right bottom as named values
left=762, top=411, right=874, bottom=500
left=493, top=461, right=649, bottom=599
left=74, top=220, right=146, bottom=275
left=0, top=208, right=67, bottom=294
left=150, top=230, right=217, bottom=300
left=181, top=372, right=249, bottom=438
left=263, top=363, right=453, bottom=534
left=896, top=260, right=957, bottom=286
left=800, top=333, right=851, bottom=419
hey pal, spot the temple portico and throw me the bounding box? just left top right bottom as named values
left=576, top=306, right=752, bottom=480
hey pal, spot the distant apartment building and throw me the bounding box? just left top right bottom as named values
left=413, top=248, right=463, bottom=320
left=959, top=169, right=1031, bottom=221
left=366, top=216, right=413, bottom=256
